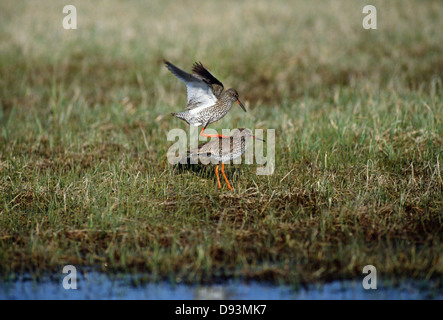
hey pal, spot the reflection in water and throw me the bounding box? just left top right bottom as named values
left=194, top=286, right=230, bottom=300
left=0, top=272, right=441, bottom=300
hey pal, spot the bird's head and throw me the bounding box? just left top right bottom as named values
left=226, top=88, right=246, bottom=112
left=232, top=128, right=265, bottom=142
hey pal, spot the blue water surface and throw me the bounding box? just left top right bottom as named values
left=0, top=272, right=441, bottom=300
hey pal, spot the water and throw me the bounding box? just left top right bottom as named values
left=0, top=273, right=441, bottom=300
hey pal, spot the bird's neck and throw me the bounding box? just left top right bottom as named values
left=219, top=92, right=234, bottom=105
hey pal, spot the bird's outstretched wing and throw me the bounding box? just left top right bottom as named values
left=192, top=62, right=224, bottom=98
left=165, top=61, right=220, bottom=110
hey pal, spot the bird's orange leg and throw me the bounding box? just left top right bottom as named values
left=215, top=164, right=222, bottom=189
left=200, top=127, right=229, bottom=139
left=221, top=163, right=233, bottom=190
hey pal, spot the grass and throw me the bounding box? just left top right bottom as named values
left=0, top=0, right=442, bottom=285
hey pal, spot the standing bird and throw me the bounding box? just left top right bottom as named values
left=187, top=128, right=264, bottom=190
left=165, top=61, right=247, bottom=138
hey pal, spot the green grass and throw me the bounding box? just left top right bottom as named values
left=0, top=0, right=442, bottom=285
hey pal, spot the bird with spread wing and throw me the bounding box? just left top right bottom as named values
left=165, top=61, right=247, bottom=138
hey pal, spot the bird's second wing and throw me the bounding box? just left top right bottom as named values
left=192, top=62, right=224, bottom=98
left=165, top=61, right=218, bottom=110
left=189, top=141, right=214, bottom=156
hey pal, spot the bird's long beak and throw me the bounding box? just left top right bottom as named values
left=237, top=99, right=247, bottom=112
left=252, top=136, right=265, bottom=142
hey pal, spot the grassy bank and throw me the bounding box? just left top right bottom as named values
left=0, top=0, right=442, bottom=284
